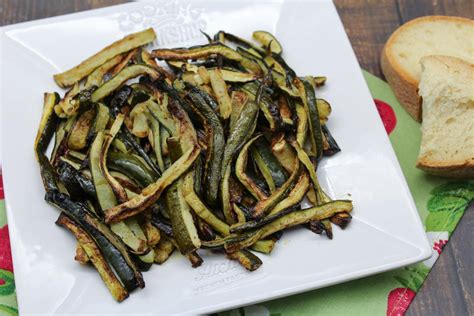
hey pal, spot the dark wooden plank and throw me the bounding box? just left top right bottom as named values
left=392, top=2, right=473, bottom=314
left=0, top=0, right=130, bottom=26
left=407, top=204, right=474, bottom=316
left=398, top=0, right=473, bottom=22
left=333, top=0, right=402, bottom=78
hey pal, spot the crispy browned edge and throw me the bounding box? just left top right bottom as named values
left=381, top=15, right=474, bottom=122
left=417, top=159, right=474, bottom=178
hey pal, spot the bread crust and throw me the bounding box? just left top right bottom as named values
left=381, top=16, right=474, bottom=122
left=416, top=159, right=474, bottom=178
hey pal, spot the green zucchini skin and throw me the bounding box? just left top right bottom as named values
left=221, top=100, right=259, bottom=179
left=92, top=65, right=159, bottom=102
left=242, top=82, right=284, bottom=131
left=322, top=124, right=341, bottom=156
left=184, top=84, right=225, bottom=207
left=35, top=93, right=62, bottom=192
left=150, top=208, right=175, bottom=238
left=225, top=200, right=353, bottom=252
left=107, top=151, right=156, bottom=187
left=299, top=78, right=324, bottom=160
left=109, top=86, right=162, bottom=177
left=35, top=92, right=60, bottom=156
left=45, top=191, right=144, bottom=291
left=38, top=153, right=60, bottom=193
left=57, top=160, right=96, bottom=200
left=165, top=138, right=201, bottom=255
left=117, top=129, right=161, bottom=177
left=251, top=160, right=299, bottom=220
left=252, top=138, right=287, bottom=188
left=215, top=31, right=264, bottom=55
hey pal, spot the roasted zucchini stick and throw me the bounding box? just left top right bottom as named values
left=56, top=214, right=129, bottom=302
left=54, top=28, right=156, bottom=88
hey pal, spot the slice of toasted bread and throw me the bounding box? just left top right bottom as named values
left=381, top=16, right=474, bottom=122
left=416, top=55, right=474, bottom=178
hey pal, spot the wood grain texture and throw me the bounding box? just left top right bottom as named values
left=333, top=0, right=401, bottom=78
left=407, top=205, right=474, bottom=316
left=0, top=1, right=472, bottom=315
left=398, top=0, right=474, bottom=21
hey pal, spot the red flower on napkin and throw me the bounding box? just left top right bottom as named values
left=387, top=287, right=416, bottom=316
left=0, top=225, right=13, bottom=272
left=0, top=171, right=4, bottom=200
left=374, top=99, right=397, bottom=134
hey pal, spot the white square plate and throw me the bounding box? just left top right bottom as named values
left=0, top=0, right=431, bottom=315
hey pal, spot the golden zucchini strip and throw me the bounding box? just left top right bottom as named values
left=225, top=200, right=353, bottom=252
left=54, top=83, right=80, bottom=117
left=75, top=243, right=90, bottom=264
left=154, top=235, right=175, bottom=264
left=278, top=95, right=294, bottom=126
left=182, top=171, right=230, bottom=236
left=110, top=221, right=148, bottom=255
left=166, top=138, right=201, bottom=255
left=56, top=214, right=129, bottom=302
left=147, top=112, right=164, bottom=171
left=250, top=239, right=276, bottom=254
left=109, top=48, right=138, bottom=78
left=67, top=109, right=95, bottom=150
left=91, top=127, right=148, bottom=254
left=91, top=132, right=117, bottom=210
left=317, top=98, right=332, bottom=123
left=104, top=145, right=201, bottom=223
left=152, top=44, right=261, bottom=74
left=151, top=44, right=243, bottom=62
left=271, top=134, right=297, bottom=173
left=233, top=203, right=247, bottom=224
left=226, top=249, right=262, bottom=271
left=144, top=216, right=161, bottom=247
left=289, top=139, right=326, bottom=204
left=141, top=49, right=176, bottom=81
left=252, top=159, right=300, bottom=219
left=92, top=65, right=160, bottom=102
left=54, top=28, right=156, bottom=88
left=235, top=135, right=268, bottom=200
left=313, top=76, right=327, bottom=87
left=268, top=171, right=310, bottom=216
left=209, top=69, right=232, bottom=119
left=100, top=114, right=128, bottom=204
left=84, top=54, right=125, bottom=88
left=295, top=102, right=308, bottom=147
left=145, top=96, right=176, bottom=135
left=229, top=91, right=248, bottom=132
left=219, top=69, right=257, bottom=82
left=197, top=66, right=210, bottom=84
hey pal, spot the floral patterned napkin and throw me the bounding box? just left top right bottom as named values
left=0, top=71, right=472, bottom=316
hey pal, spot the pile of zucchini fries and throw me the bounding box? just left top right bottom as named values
left=34, top=28, right=353, bottom=301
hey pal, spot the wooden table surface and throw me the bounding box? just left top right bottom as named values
left=1, top=1, right=472, bottom=315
